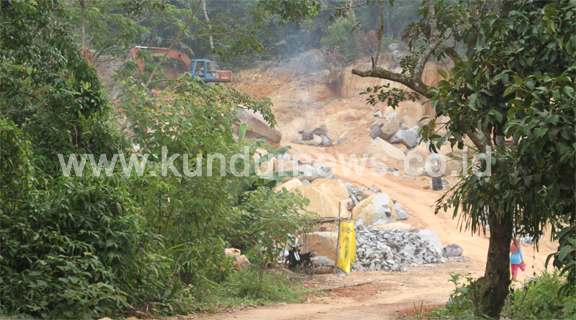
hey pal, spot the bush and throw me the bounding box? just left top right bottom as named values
left=212, top=267, right=307, bottom=306
left=321, top=19, right=353, bottom=59
left=428, top=272, right=576, bottom=320
left=501, top=272, right=576, bottom=320
left=427, top=274, right=480, bottom=319
left=0, top=171, right=159, bottom=319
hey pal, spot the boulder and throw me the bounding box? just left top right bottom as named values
left=340, top=199, right=352, bottom=218
left=225, top=248, right=251, bottom=271
left=379, top=118, right=400, bottom=140
left=394, top=203, right=409, bottom=220
left=405, top=143, right=431, bottom=176
left=417, top=229, right=443, bottom=255
left=312, top=255, right=336, bottom=266
left=312, top=256, right=336, bottom=274
left=369, top=126, right=383, bottom=139
left=393, top=143, right=409, bottom=154
left=296, top=163, right=334, bottom=181
left=300, top=130, right=314, bottom=140
left=390, top=127, right=420, bottom=148
left=299, top=232, right=338, bottom=258
left=401, top=115, right=418, bottom=129
left=275, top=178, right=303, bottom=191
left=320, top=135, right=333, bottom=146
left=443, top=244, right=464, bottom=257
left=386, top=113, right=401, bottom=122
left=312, top=125, right=328, bottom=136
left=444, top=157, right=464, bottom=177
left=293, top=185, right=339, bottom=217
left=359, top=189, right=376, bottom=201
left=275, top=159, right=306, bottom=176
left=370, top=120, right=384, bottom=131
left=352, top=193, right=397, bottom=225
left=364, top=137, right=407, bottom=161
left=233, top=107, right=282, bottom=144
left=311, top=179, right=350, bottom=201
left=293, top=134, right=323, bottom=146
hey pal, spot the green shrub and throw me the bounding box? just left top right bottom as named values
left=321, top=19, right=353, bottom=58
left=501, top=271, right=576, bottom=320
left=0, top=172, right=157, bottom=319
left=214, top=267, right=307, bottom=305
left=428, top=274, right=481, bottom=319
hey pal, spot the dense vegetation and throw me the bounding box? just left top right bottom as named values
left=0, top=0, right=317, bottom=318
left=1, top=0, right=574, bottom=319
left=429, top=271, right=576, bottom=319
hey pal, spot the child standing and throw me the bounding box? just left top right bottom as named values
left=510, top=238, right=524, bottom=281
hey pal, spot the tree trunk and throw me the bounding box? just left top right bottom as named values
left=202, top=0, right=214, bottom=50
left=474, top=207, right=513, bottom=318
left=80, top=0, right=86, bottom=45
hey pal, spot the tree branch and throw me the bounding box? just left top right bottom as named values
left=413, top=0, right=442, bottom=79
left=351, top=67, right=433, bottom=98
left=442, top=45, right=465, bottom=62
left=145, top=0, right=202, bottom=88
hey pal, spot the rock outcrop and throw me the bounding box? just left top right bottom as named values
left=352, top=193, right=397, bottom=225
left=233, top=107, right=282, bottom=145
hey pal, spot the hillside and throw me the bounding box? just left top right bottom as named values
left=100, top=55, right=557, bottom=318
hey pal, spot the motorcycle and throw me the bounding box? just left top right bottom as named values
left=284, top=244, right=316, bottom=275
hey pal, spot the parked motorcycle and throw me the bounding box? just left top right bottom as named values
left=284, top=244, right=316, bottom=275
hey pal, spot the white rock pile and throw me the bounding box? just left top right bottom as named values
left=351, top=221, right=445, bottom=272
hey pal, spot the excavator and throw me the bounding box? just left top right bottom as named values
left=129, top=46, right=232, bottom=83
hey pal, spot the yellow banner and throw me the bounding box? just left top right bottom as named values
left=338, top=220, right=356, bottom=273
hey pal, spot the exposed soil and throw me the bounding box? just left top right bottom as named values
left=104, top=57, right=557, bottom=319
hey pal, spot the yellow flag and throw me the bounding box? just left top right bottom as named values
left=338, top=220, right=356, bottom=273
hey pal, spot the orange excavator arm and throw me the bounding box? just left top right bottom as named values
left=129, top=46, right=192, bottom=74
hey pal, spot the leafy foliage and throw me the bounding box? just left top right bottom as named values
left=430, top=272, right=576, bottom=320
left=501, top=272, right=576, bottom=320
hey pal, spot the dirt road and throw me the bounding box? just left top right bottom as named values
left=179, top=261, right=483, bottom=320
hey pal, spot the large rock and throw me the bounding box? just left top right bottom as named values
left=233, top=107, right=282, bottom=144
left=393, top=143, right=409, bottom=154
left=417, top=229, right=443, bottom=255
left=369, top=126, right=383, bottom=139
left=405, top=143, right=431, bottom=176
left=394, top=203, right=409, bottom=220
left=293, top=134, right=323, bottom=146
left=293, top=185, right=339, bottom=217
left=401, top=115, right=418, bottom=129
left=299, top=232, right=338, bottom=258
left=370, top=120, right=384, bottom=131
left=225, top=248, right=251, bottom=271
left=311, top=179, right=350, bottom=201
left=275, top=178, right=303, bottom=191
left=275, top=159, right=302, bottom=175
left=443, top=244, right=464, bottom=257
left=359, top=189, right=376, bottom=201
left=364, top=137, right=407, bottom=161
left=296, top=163, right=334, bottom=181
left=352, top=193, right=397, bottom=225
left=390, top=127, right=420, bottom=148
left=312, top=125, right=328, bottom=136
left=379, top=118, right=400, bottom=140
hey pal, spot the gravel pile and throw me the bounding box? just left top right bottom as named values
left=351, top=221, right=445, bottom=272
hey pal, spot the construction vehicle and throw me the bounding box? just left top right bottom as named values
left=129, top=46, right=232, bottom=83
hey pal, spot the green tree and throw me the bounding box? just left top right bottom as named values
left=353, top=0, right=575, bottom=317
